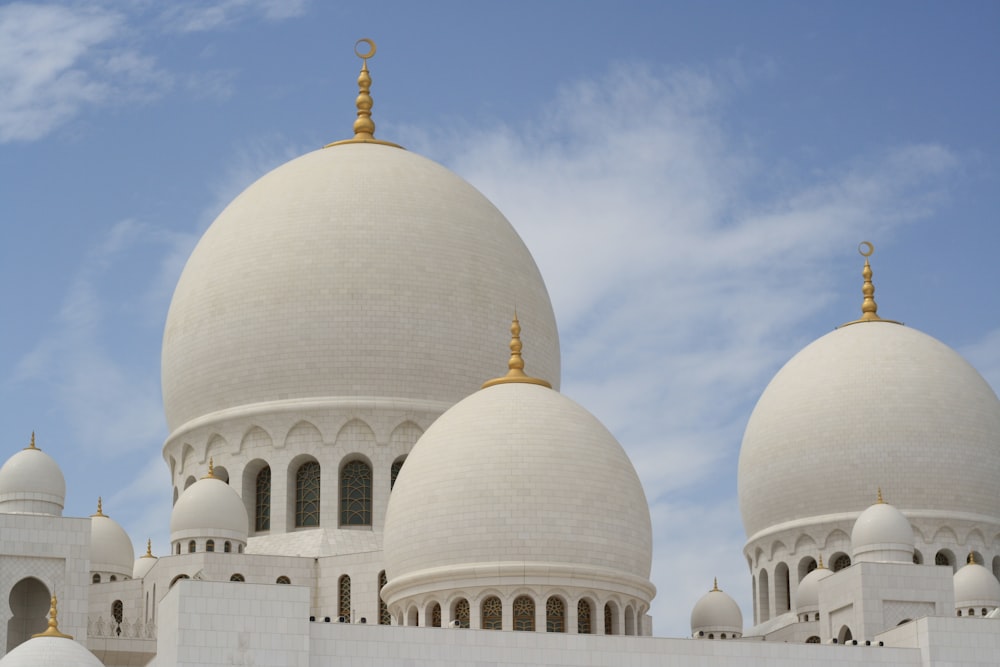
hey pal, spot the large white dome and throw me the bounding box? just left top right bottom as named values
left=0, top=437, right=65, bottom=515
left=382, top=381, right=653, bottom=603
left=90, top=502, right=135, bottom=578
left=738, top=321, right=1000, bottom=540
left=161, top=143, right=560, bottom=434
left=170, top=475, right=249, bottom=544
left=690, top=582, right=743, bottom=637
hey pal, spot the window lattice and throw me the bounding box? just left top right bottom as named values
left=454, top=599, right=470, bottom=628
left=230, top=574, right=245, bottom=582
left=390, top=458, right=404, bottom=490
left=546, top=597, right=565, bottom=632
left=481, top=596, right=502, bottom=630
left=276, top=576, right=291, bottom=584
left=206, top=539, right=215, bottom=552
left=432, top=603, right=442, bottom=628
left=338, top=575, right=351, bottom=619
left=832, top=554, right=851, bottom=571
left=378, top=571, right=391, bottom=626
left=112, top=600, right=123, bottom=624
left=513, top=595, right=534, bottom=632
left=935, top=552, right=950, bottom=566
left=188, top=540, right=196, bottom=553
left=577, top=599, right=592, bottom=634
left=255, top=466, right=271, bottom=531
left=296, top=461, right=321, bottom=527
left=340, top=460, right=372, bottom=525
left=604, top=604, right=613, bottom=635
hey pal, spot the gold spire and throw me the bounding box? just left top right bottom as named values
left=204, top=458, right=216, bottom=479
left=968, top=552, right=976, bottom=565
left=33, top=595, right=73, bottom=639
left=838, top=241, right=902, bottom=328
left=877, top=487, right=884, bottom=504
left=817, top=555, right=825, bottom=569
left=325, top=38, right=403, bottom=149
left=92, top=497, right=105, bottom=517
left=143, top=538, right=156, bottom=559
left=482, top=313, right=552, bottom=389
left=26, top=431, right=37, bottom=450
left=711, top=577, right=720, bottom=592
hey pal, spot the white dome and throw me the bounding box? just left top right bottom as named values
left=738, top=321, right=1000, bottom=540
left=132, top=541, right=157, bottom=579
left=90, top=504, right=135, bottom=578
left=383, top=381, right=653, bottom=603
left=0, top=440, right=65, bottom=515
left=954, top=560, right=1000, bottom=610
left=0, top=637, right=104, bottom=667
left=161, top=143, right=560, bottom=434
left=851, top=497, right=915, bottom=563
left=170, top=474, right=249, bottom=544
left=690, top=582, right=743, bottom=637
left=795, top=563, right=834, bottom=611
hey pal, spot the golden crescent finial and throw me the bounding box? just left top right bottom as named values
left=27, top=431, right=37, bottom=450
left=817, top=554, right=825, bottom=569
left=482, top=313, right=552, bottom=389
left=877, top=487, right=884, bottom=504
left=711, top=577, right=719, bottom=592
left=838, top=241, right=902, bottom=328
left=968, top=552, right=976, bottom=565
left=204, top=458, right=216, bottom=479
left=92, top=497, right=105, bottom=517
left=33, top=595, right=73, bottom=639
left=144, top=538, right=155, bottom=558
left=325, top=38, right=403, bottom=150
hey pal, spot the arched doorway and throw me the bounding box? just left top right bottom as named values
left=7, top=577, right=50, bottom=651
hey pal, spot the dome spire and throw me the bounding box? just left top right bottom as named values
left=482, top=312, right=552, bottom=389
left=26, top=431, right=37, bottom=450
left=877, top=486, right=884, bottom=504
left=204, top=457, right=216, bottom=479
left=839, top=241, right=902, bottom=328
left=144, top=538, right=155, bottom=558
left=817, top=554, right=825, bottom=569
left=968, top=551, right=977, bottom=565
left=325, top=38, right=403, bottom=150
left=711, top=577, right=719, bottom=591
left=92, top=497, right=105, bottom=517
left=33, top=595, right=73, bottom=639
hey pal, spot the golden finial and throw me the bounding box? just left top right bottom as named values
left=711, top=577, right=720, bottom=592
left=877, top=487, right=884, bottom=504
left=143, top=539, right=155, bottom=558
left=839, top=241, right=902, bottom=328
left=325, top=38, right=403, bottom=149
left=26, top=431, right=37, bottom=450
left=817, top=555, right=825, bottom=569
left=968, top=552, right=976, bottom=565
left=204, top=458, right=216, bottom=479
left=33, top=595, right=73, bottom=639
left=92, top=497, right=105, bottom=517
left=482, top=313, right=552, bottom=389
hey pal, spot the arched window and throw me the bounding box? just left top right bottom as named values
left=838, top=625, right=853, bottom=644
left=109, top=575, right=117, bottom=582
left=406, top=607, right=419, bottom=627
left=230, top=574, right=245, bottom=582
left=295, top=461, right=321, bottom=527
left=390, top=457, right=405, bottom=490
left=224, top=541, right=232, bottom=553
left=513, top=596, right=534, bottom=631
left=206, top=539, right=215, bottom=552
left=624, top=606, right=635, bottom=635
left=255, top=465, right=271, bottom=531
left=338, top=575, right=351, bottom=619
left=546, top=596, right=564, bottom=632
left=775, top=562, right=790, bottom=614
left=935, top=550, right=953, bottom=567
left=340, top=460, right=372, bottom=525
left=378, top=571, right=390, bottom=625
left=276, top=576, right=291, bottom=584
left=112, top=600, right=123, bottom=625
left=604, top=603, right=613, bottom=634
left=453, top=599, right=470, bottom=628
left=832, top=554, right=851, bottom=571
left=481, top=596, right=502, bottom=630
left=175, top=543, right=181, bottom=555
left=577, top=599, right=592, bottom=634
left=92, top=573, right=101, bottom=584
left=758, top=569, right=770, bottom=622
left=806, top=636, right=821, bottom=643
left=913, top=549, right=923, bottom=564
left=188, top=540, right=196, bottom=553
left=431, top=603, right=442, bottom=628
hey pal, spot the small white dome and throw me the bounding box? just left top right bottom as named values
left=383, top=378, right=653, bottom=607
left=132, top=540, right=158, bottom=579
left=0, top=637, right=104, bottom=667
left=850, top=495, right=914, bottom=563
left=170, top=472, right=248, bottom=545
left=954, top=559, right=1000, bottom=610
left=690, top=581, right=743, bottom=637
left=0, top=437, right=66, bottom=515
left=796, top=563, right=834, bottom=611
left=90, top=501, right=135, bottom=578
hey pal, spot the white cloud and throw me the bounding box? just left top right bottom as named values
left=0, top=2, right=172, bottom=142
left=159, top=0, right=309, bottom=33
left=417, top=63, right=958, bottom=635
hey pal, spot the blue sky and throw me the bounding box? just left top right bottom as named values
left=1, top=0, right=998, bottom=636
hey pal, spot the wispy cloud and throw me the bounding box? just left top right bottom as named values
left=418, top=63, right=958, bottom=634
left=159, top=0, right=309, bottom=33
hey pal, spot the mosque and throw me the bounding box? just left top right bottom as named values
left=1, top=40, right=998, bottom=666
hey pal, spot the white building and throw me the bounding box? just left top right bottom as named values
left=0, top=40, right=998, bottom=667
